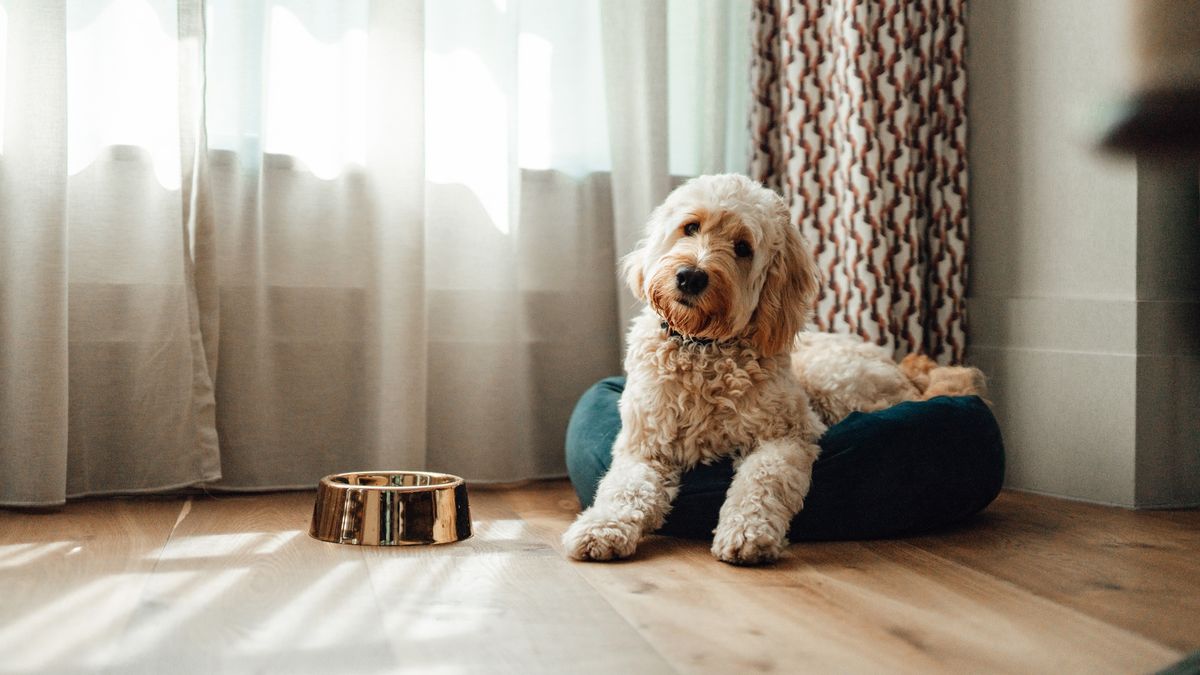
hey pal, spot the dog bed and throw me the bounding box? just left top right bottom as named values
left=566, top=377, right=1004, bottom=541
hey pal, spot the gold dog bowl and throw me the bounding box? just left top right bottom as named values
left=309, top=471, right=472, bottom=546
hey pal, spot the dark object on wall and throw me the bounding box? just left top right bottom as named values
left=1103, top=89, right=1200, bottom=154
left=1101, top=0, right=1200, bottom=155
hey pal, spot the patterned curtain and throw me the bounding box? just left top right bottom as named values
left=748, top=0, right=968, bottom=363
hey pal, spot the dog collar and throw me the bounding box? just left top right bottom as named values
left=660, top=321, right=717, bottom=347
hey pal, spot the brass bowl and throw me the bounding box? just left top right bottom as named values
left=309, top=471, right=472, bottom=546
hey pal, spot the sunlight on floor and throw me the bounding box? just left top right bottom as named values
left=365, top=555, right=497, bottom=642
left=1, top=573, right=130, bottom=672
left=473, top=518, right=525, bottom=541
left=114, top=567, right=250, bottom=661
left=153, top=530, right=301, bottom=560
left=0, top=541, right=72, bottom=569
left=243, top=560, right=366, bottom=650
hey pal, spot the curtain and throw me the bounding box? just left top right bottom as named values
left=748, top=0, right=969, bottom=363
left=0, top=0, right=749, bottom=505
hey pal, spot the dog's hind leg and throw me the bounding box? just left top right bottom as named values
left=900, top=353, right=989, bottom=401
left=711, top=437, right=819, bottom=565
left=561, top=446, right=680, bottom=562
left=923, top=365, right=988, bottom=400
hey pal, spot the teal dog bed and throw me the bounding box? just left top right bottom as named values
left=566, top=377, right=1004, bottom=541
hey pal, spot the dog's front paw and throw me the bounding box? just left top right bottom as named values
left=561, top=513, right=639, bottom=562
left=711, top=516, right=787, bottom=566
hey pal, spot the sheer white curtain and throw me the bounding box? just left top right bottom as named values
left=0, top=0, right=748, bottom=505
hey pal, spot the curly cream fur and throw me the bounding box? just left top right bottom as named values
left=563, top=174, right=986, bottom=565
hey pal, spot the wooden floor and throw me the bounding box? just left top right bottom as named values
left=1, top=482, right=1197, bottom=674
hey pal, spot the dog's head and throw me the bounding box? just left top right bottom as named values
left=623, top=174, right=820, bottom=356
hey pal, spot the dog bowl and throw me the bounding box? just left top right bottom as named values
left=309, top=471, right=472, bottom=546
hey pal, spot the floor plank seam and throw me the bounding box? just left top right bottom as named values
left=149, top=497, right=193, bottom=575
left=103, top=497, right=194, bottom=673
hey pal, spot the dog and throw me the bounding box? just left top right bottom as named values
left=561, top=174, right=984, bottom=565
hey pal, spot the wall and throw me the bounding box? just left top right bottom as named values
left=967, top=0, right=1200, bottom=507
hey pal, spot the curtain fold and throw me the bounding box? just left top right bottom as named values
left=0, top=1, right=70, bottom=505
left=600, top=0, right=672, bottom=331
left=0, top=0, right=227, bottom=502
left=177, top=0, right=223, bottom=498
left=749, top=0, right=969, bottom=363
left=0, top=0, right=750, bottom=505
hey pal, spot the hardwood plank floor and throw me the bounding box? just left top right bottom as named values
left=501, top=484, right=1189, bottom=674
left=903, top=492, right=1200, bottom=652
left=0, top=482, right=1194, bottom=674
left=359, top=493, right=671, bottom=674
left=113, top=492, right=397, bottom=674
left=0, top=498, right=183, bottom=673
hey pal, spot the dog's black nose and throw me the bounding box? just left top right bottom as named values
left=675, top=266, right=709, bottom=295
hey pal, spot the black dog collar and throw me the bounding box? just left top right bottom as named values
left=660, top=321, right=717, bottom=347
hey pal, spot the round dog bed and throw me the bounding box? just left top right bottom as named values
left=566, top=377, right=1004, bottom=541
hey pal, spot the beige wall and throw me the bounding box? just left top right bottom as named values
left=967, top=0, right=1199, bottom=507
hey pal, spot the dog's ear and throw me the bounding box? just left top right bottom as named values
left=620, top=245, right=646, bottom=300
left=749, top=219, right=820, bottom=356
left=621, top=203, right=668, bottom=300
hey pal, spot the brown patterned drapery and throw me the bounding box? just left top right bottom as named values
left=749, top=0, right=969, bottom=363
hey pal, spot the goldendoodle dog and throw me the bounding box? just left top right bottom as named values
left=562, top=174, right=984, bottom=565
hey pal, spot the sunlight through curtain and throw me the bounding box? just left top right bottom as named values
left=0, top=0, right=749, bottom=505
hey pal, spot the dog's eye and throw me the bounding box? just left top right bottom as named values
left=734, top=240, right=753, bottom=258
left=683, top=222, right=700, bottom=236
